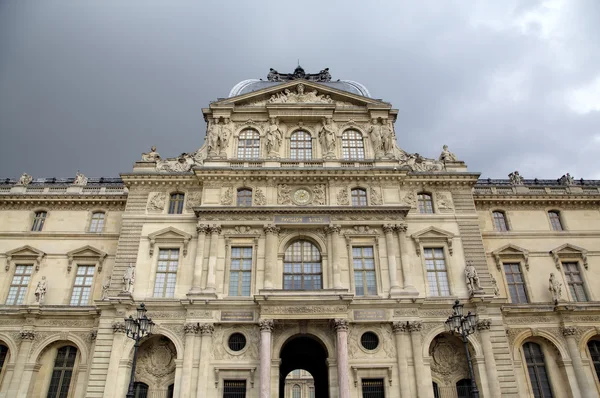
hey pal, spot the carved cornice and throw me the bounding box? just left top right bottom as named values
left=0, top=196, right=126, bottom=210
left=194, top=206, right=410, bottom=218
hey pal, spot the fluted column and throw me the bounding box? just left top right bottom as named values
left=392, top=322, right=412, bottom=398
left=408, top=321, right=430, bottom=398
left=563, top=326, right=592, bottom=398
left=263, top=225, right=279, bottom=289
left=325, top=225, right=343, bottom=289
left=477, top=319, right=500, bottom=398
left=259, top=319, right=274, bottom=398
left=395, top=223, right=416, bottom=292
left=383, top=224, right=401, bottom=296
left=180, top=323, right=198, bottom=398
left=334, top=319, right=350, bottom=398
left=204, top=225, right=221, bottom=292
left=9, top=331, right=35, bottom=397
left=195, top=323, right=214, bottom=398
left=189, top=224, right=208, bottom=294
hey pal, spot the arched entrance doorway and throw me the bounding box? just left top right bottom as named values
left=279, top=335, right=329, bottom=397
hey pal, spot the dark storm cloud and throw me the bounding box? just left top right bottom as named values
left=1, top=0, right=599, bottom=179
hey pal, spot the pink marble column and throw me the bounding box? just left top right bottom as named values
left=259, top=319, right=274, bottom=398
left=334, top=319, right=350, bottom=398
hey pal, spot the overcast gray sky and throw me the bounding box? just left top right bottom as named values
left=1, top=0, right=599, bottom=180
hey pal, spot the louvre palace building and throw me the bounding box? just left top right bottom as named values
left=0, top=66, right=599, bottom=398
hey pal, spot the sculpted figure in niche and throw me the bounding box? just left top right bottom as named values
left=509, top=170, right=524, bottom=185
left=368, top=118, right=384, bottom=157
left=549, top=273, right=562, bottom=303
left=207, top=118, right=230, bottom=156
left=17, top=172, right=33, bottom=186
left=439, top=145, right=458, bottom=162
left=319, top=118, right=337, bottom=155
left=265, top=118, right=284, bottom=155
left=123, top=264, right=135, bottom=294
left=381, top=119, right=395, bottom=155
left=465, top=261, right=481, bottom=295
left=141, top=146, right=161, bottom=162
left=35, top=276, right=47, bottom=304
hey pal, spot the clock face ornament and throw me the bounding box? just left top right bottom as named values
left=292, top=188, right=312, bottom=205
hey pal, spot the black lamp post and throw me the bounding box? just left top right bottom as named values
left=125, top=303, right=155, bottom=398
left=444, top=300, right=480, bottom=398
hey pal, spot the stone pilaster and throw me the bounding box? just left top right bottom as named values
left=180, top=323, right=198, bottom=398
left=477, top=319, right=500, bottom=398
left=392, top=322, right=412, bottom=398
left=259, top=319, right=274, bottom=398
left=204, top=225, right=221, bottom=292
left=325, top=225, right=343, bottom=289
left=196, top=323, right=214, bottom=398
left=334, top=319, right=350, bottom=398
left=263, top=225, right=280, bottom=289
left=188, top=224, right=208, bottom=295
left=383, top=224, right=401, bottom=296
left=562, top=326, right=592, bottom=398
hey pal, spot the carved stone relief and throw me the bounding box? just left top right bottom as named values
left=370, top=187, right=383, bottom=205
left=221, top=187, right=233, bottom=205
left=211, top=325, right=259, bottom=360
left=337, top=187, right=350, bottom=206
left=253, top=188, right=267, bottom=206
left=278, top=184, right=292, bottom=205
left=147, top=192, right=166, bottom=212
left=401, top=191, right=417, bottom=208
left=429, top=334, right=469, bottom=385
left=436, top=193, right=454, bottom=212
left=313, top=184, right=326, bottom=205
left=136, top=337, right=176, bottom=382
left=185, top=191, right=202, bottom=211
left=347, top=324, right=395, bottom=359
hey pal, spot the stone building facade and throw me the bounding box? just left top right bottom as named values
left=0, top=67, right=598, bottom=398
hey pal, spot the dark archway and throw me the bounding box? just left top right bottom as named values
left=279, top=335, right=329, bottom=397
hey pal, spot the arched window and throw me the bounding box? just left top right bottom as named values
left=237, top=188, right=253, bottom=206
left=292, top=384, right=302, bottom=398
left=342, top=130, right=365, bottom=160
left=47, top=345, right=77, bottom=398
left=351, top=188, right=368, bottom=206
left=588, top=340, right=600, bottom=383
left=238, top=129, right=260, bottom=159
left=523, top=342, right=553, bottom=397
left=492, top=211, right=508, bottom=231
left=548, top=211, right=563, bottom=231
left=168, top=193, right=185, bottom=214
left=284, top=240, right=322, bottom=290
left=456, top=379, right=472, bottom=398
left=290, top=131, right=312, bottom=160
left=32, top=211, right=47, bottom=231
left=89, top=212, right=105, bottom=233
left=418, top=193, right=434, bottom=214
left=133, top=382, right=149, bottom=398
left=0, top=344, right=8, bottom=376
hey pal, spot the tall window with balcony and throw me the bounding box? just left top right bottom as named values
left=284, top=241, right=322, bottom=290
left=168, top=193, right=185, bottom=214
left=89, top=212, right=105, bottom=233
left=492, top=211, right=509, bottom=231
left=238, top=129, right=260, bottom=159
left=351, top=188, right=368, bottom=206
left=6, top=265, right=33, bottom=305
left=548, top=211, right=563, bottom=231
left=32, top=211, right=47, bottom=231
left=70, top=265, right=95, bottom=305
left=229, top=247, right=252, bottom=296
left=342, top=130, right=365, bottom=160
left=418, top=193, right=434, bottom=214
left=290, top=131, right=312, bottom=160
left=154, top=249, right=179, bottom=298
left=562, top=262, right=588, bottom=302
left=237, top=188, right=253, bottom=206
left=424, top=248, right=450, bottom=296
left=353, top=246, right=376, bottom=296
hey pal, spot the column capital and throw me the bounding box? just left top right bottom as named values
left=259, top=319, right=275, bottom=332
left=394, top=223, right=408, bottom=233
left=263, top=224, right=280, bottom=235
left=196, top=223, right=209, bottom=234
left=19, top=330, right=36, bottom=340
left=208, top=225, right=222, bottom=235
left=199, top=323, right=214, bottom=335
left=184, top=323, right=199, bottom=335
left=382, top=224, right=396, bottom=234
left=392, top=322, right=409, bottom=334
left=324, top=225, right=341, bottom=235
left=407, top=321, right=422, bottom=333
left=112, top=322, right=126, bottom=334
left=561, top=326, right=577, bottom=337
left=333, top=319, right=350, bottom=332
left=476, top=319, right=492, bottom=331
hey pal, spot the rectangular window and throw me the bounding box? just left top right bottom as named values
left=6, top=265, right=33, bottom=305
left=229, top=247, right=253, bottom=296
left=503, top=263, right=529, bottom=303
left=89, top=212, right=105, bottom=232
left=563, top=262, right=588, bottom=302
left=362, top=378, right=385, bottom=398
left=32, top=211, right=46, bottom=231
left=353, top=246, right=376, bottom=296
left=223, top=380, right=246, bottom=398
left=424, top=248, right=450, bottom=296
left=70, top=265, right=95, bottom=305
left=154, top=249, right=179, bottom=298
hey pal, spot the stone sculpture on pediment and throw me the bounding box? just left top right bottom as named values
left=277, top=184, right=292, bottom=205
left=155, top=152, right=199, bottom=172
left=17, top=172, right=33, bottom=186
left=405, top=153, right=444, bottom=172
left=266, top=83, right=333, bottom=104
left=509, top=170, right=524, bottom=185
left=265, top=118, right=285, bottom=156
left=147, top=192, right=166, bottom=212
left=73, top=171, right=88, bottom=186
left=141, top=146, right=160, bottom=162
left=438, top=145, right=458, bottom=162
left=267, top=68, right=282, bottom=82
left=318, top=118, right=338, bottom=157
left=559, top=173, right=575, bottom=186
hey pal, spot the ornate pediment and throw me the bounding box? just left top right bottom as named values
left=550, top=243, right=588, bottom=269
left=5, top=245, right=46, bottom=271
left=410, top=227, right=455, bottom=256
left=491, top=244, right=529, bottom=270
left=147, top=227, right=192, bottom=257
left=66, top=245, right=107, bottom=273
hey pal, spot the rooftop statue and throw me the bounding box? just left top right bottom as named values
left=73, top=170, right=88, bottom=186
left=17, top=172, right=33, bottom=186
left=266, top=66, right=332, bottom=82
left=559, top=173, right=575, bottom=186
left=508, top=171, right=524, bottom=185
left=141, top=146, right=160, bottom=162
left=439, top=145, right=458, bottom=162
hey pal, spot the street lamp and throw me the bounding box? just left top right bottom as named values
left=444, top=300, right=480, bottom=398
left=125, top=303, right=155, bottom=398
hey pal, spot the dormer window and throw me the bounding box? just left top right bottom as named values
left=342, top=130, right=365, bottom=160
left=237, top=188, right=253, bottom=206
left=237, top=129, right=260, bottom=159
left=290, top=131, right=312, bottom=160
